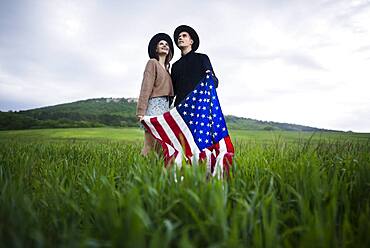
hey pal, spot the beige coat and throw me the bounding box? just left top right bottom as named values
left=136, top=59, right=174, bottom=116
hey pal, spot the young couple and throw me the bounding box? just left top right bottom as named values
left=136, top=25, right=218, bottom=156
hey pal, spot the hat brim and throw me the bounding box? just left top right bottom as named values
left=148, top=33, right=174, bottom=61
left=174, top=25, right=199, bottom=51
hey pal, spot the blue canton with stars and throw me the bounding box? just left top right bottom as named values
left=176, top=73, right=229, bottom=150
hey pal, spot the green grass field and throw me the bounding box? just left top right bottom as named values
left=1, top=127, right=369, bottom=142
left=0, top=128, right=369, bottom=247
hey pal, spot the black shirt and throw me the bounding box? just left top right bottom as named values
left=171, top=50, right=218, bottom=106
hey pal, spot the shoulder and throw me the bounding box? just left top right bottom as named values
left=145, top=59, right=158, bottom=69
left=172, top=57, right=181, bottom=66
left=195, top=52, right=210, bottom=62
left=195, top=52, right=209, bottom=58
left=146, top=58, right=158, bottom=65
left=143, top=59, right=158, bottom=75
left=172, top=59, right=180, bottom=70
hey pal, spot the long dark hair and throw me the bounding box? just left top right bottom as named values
left=164, top=48, right=173, bottom=71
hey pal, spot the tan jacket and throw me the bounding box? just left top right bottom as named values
left=136, top=59, right=174, bottom=116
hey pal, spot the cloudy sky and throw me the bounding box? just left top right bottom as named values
left=1, top=0, right=369, bottom=132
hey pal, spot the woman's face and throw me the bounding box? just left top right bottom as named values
left=156, top=40, right=169, bottom=55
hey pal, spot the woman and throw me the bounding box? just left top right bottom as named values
left=136, top=33, right=174, bottom=156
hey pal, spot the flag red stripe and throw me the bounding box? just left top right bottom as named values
left=224, top=136, right=235, bottom=153
left=210, top=153, right=216, bottom=173
left=214, top=141, right=220, bottom=157
left=141, top=120, right=169, bottom=158
left=150, top=117, right=173, bottom=148
left=163, top=112, right=193, bottom=158
left=144, top=118, right=181, bottom=166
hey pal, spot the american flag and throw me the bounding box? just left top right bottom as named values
left=141, top=73, right=234, bottom=177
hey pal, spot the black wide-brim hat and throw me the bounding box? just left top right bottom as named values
left=148, top=33, right=174, bottom=61
left=174, top=25, right=199, bottom=51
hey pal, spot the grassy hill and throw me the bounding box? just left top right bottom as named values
left=0, top=97, right=328, bottom=131
left=225, top=115, right=325, bottom=131
left=0, top=98, right=137, bottom=130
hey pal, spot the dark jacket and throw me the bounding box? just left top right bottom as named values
left=171, top=50, right=218, bottom=106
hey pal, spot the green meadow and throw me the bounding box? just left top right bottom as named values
left=1, top=127, right=368, bottom=142
left=0, top=128, right=369, bottom=247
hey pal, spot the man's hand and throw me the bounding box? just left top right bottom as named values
left=205, top=70, right=218, bottom=87
left=137, top=115, right=144, bottom=122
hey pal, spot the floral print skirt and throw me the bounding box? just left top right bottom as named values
left=140, top=96, right=171, bottom=131
left=145, top=96, right=170, bottom=116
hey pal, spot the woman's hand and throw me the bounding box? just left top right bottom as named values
left=137, top=115, right=144, bottom=122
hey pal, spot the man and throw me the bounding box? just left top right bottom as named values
left=171, top=25, right=218, bottom=106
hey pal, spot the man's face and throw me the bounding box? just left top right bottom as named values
left=177, top=31, right=193, bottom=49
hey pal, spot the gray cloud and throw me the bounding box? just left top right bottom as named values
left=282, top=53, right=326, bottom=70
left=0, top=0, right=370, bottom=131
left=220, top=52, right=325, bottom=71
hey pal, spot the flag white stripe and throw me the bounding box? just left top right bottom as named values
left=170, top=108, right=200, bottom=154
left=219, top=138, right=227, bottom=152
left=157, top=115, right=184, bottom=156
left=213, top=152, right=226, bottom=178
left=144, top=117, right=177, bottom=158
left=166, top=143, right=176, bottom=157
left=204, top=148, right=213, bottom=173
left=143, top=117, right=161, bottom=139
left=174, top=152, right=183, bottom=167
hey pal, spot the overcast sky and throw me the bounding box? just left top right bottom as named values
left=1, top=0, right=369, bottom=132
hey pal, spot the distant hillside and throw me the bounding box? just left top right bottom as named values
left=226, top=116, right=324, bottom=131
left=0, top=97, right=327, bottom=131
left=0, top=98, right=137, bottom=130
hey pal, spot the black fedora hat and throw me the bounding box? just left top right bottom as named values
left=148, top=33, right=174, bottom=61
left=174, top=25, right=199, bottom=51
